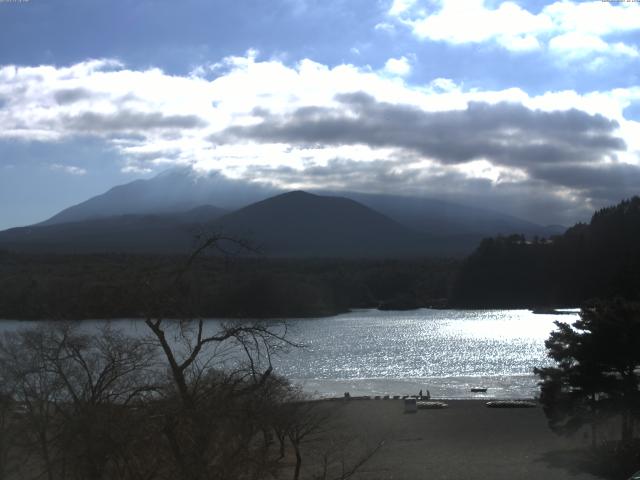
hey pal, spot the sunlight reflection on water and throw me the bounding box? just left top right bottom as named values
left=0, top=308, right=579, bottom=399
left=270, top=308, right=579, bottom=399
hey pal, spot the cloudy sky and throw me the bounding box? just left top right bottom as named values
left=1, top=0, right=640, bottom=229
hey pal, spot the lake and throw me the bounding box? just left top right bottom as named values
left=0, top=308, right=579, bottom=399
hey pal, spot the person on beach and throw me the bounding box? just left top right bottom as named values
left=419, top=389, right=423, bottom=398
left=426, top=390, right=431, bottom=400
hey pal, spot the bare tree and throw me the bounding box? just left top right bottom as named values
left=0, top=323, right=158, bottom=480
left=0, top=381, right=20, bottom=480
left=284, top=399, right=329, bottom=480
left=270, top=389, right=382, bottom=480
left=139, top=235, right=298, bottom=480
left=0, top=235, right=381, bottom=480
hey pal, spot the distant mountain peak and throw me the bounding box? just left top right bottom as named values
left=270, top=190, right=316, bottom=200
left=7, top=167, right=566, bottom=256
left=211, top=190, right=429, bottom=257
left=40, top=167, right=278, bottom=226
left=279, top=190, right=315, bottom=197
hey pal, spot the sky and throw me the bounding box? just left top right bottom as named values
left=1, top=0, right=640, bottom=229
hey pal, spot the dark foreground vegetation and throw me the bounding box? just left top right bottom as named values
left=453, top=197, right=640, bottom=308
left=0, top=321, right=379, bottom=480
left=0, top=252, right=457, bottom=320
left=536, top=299, right=640, bottom=478
left=0, top=240, right=381, bottom=480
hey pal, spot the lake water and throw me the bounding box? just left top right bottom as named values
left=271, top=308, right=579, bottom=399
left=0, top=308, right=579, bottom=399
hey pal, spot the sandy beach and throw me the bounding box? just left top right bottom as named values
left=301, top=399, right=602, bottom=480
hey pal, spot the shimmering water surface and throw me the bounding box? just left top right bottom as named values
left=272, top=308, right=579, bottom=399
left=0, top=308, right=579, bottom=399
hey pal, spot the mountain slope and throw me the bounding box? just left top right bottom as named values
left=42, top=168, right=276, bottom=225
left=0, top=192, right=439, bottom=257
left=212, top=191, right=432, bottom=257
left=331, top=191, right=565, bottom=238
left=39, top=168, right=564, bottom=242
left=0, top=206, right=227, bottom=254
left=451, top=196, right=640, bottom=307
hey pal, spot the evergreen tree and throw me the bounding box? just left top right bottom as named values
left=535, top=300, right=640, bottom=446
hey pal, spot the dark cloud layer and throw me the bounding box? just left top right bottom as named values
left=53, top=88, right=96, bottom=105
left=62, top=110, right=206, bottom=133
left=218, top=93, right=625, bottom=171
left=216, top=92, right=638, bottom=221
left=530, top=162, right=640, bottom=203
left=241, top=157, right=600, bottom=226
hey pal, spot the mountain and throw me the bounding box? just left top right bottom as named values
left=3, top=167, right=568, bottom=256
left=212, top=191, right=432, bottom=257
left=0, top=191, right=439, bottom=257
left=333, top=191, right=565, bottom=238
left=41, top=168, right=277, bottom=225
left=40, top=167, right=565, bottom=240
left=168, top=205, right=229, bottom=224
left=0, top=206, right=227, bottom=254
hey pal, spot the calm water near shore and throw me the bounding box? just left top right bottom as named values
left=0, top=308, right=579, bottom=399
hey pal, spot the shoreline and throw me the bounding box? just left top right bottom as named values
left=0, top=305, right=581, bottom=322
left=319, top=396, right=538, bottom=402
left=307, top=398, right=600, bottom=479
left=291, top=374, right=545, bottom=400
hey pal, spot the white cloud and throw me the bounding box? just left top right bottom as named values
left=388, top=0, right=418, bottom=16
left=121, top=165, right=153, bottom=174
left=406, top=1, right=550, bottom=51
left=390, top=0, right=640, bottom=60
left=0, top=54, right=638, bottom=198
left=549, top=32, right=639, bottom=59
left=542, top=0, right=640, bottom=37
left=504, top=34, right=541, bottom=52
left=374, top=22, right=396, bottom=33
left=50, top=164, right=87, bottom=176
left=383, top=56, right=412, bottom=76
left=429, top=77, right=459, bottom=93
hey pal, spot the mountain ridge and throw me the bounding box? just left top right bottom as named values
left=37, top=167, right=564, bottom=238
left=1, top=168, right=568, bottom=257
left=210, top=190, right=434, bottom=257
left=0, top=191, right=437, bottom=257
left=41, top=168, right=277, bottom=226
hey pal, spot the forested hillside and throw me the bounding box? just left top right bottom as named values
left=452, top=197, right=640, bottom=308
left=0, top=252, right=457, bottom=319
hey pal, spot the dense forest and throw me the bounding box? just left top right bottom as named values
left=452, top=197, right=640, bottom=308
left=0, top=251, right=457, bottom=320
left=1, top=196, right=639, bottom=319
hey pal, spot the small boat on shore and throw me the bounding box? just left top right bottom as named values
left=471, top=387, right=487, bottom=393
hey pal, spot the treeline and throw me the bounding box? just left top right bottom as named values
left=4, top=196, right=638, bottom=318
left=452, top=197, right=640, bottom=308
left=0, top=251, right=458, bottom=320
